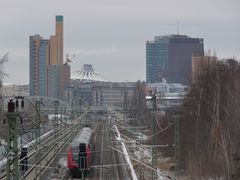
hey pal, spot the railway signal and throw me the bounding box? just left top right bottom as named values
left=79, top=143, right=86, bottom=180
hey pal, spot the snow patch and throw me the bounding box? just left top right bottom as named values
left=114, top=125, right=138, bottom=180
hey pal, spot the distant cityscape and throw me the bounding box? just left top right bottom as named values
left=1, top=8, right=239, bottom=179
left=2, top=15, right=213, bottom=103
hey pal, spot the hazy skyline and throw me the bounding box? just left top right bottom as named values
left=0, top=0, right=240, bottom=84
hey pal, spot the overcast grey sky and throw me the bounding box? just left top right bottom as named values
left=0, top=0, right=240, bottom=84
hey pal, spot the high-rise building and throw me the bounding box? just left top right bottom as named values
left=55, top=15, right=64, bottom=65
left=50, top=15, right=64, bottom=65
left=59, top=64, right=70, bottom=96
left=49, top=35, right=58, bottom=65
left=29, top=15, right=70, bottom=97
left=47, top=65, right=60, bottom=98
left=146, top=34, right=204, bottom=85
left=47, top=63, right=70, bottom=98
left=29, top=35, right=49, bottom=96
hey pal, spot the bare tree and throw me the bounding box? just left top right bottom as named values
left=0, top=53, right=8, bottom=94
left=180, top=57, right=240, bottom=179
left=129, top=81, right=148, bottom=126
left=0, top=53, right=8, bottom=124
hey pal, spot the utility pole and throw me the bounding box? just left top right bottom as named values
left=146, top=94, right=188, bottom=180
left=149, top=90, right=158, bottom=180
left=6, top=97, right=24, bottom=180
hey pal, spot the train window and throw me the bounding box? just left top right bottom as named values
left=79, top=156, right=85, bottom=170
left=72, top=146, right=78, bottom=164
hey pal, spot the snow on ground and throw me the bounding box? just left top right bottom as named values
left=134, top=147, right=173, bottom=179
left=128, top=136, right=173, bottom=179
left=134, top=147, right=152, bottom=164
left=114, top=125, right=138, bottom=180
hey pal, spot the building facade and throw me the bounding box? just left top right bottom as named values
left=64, top=64, right=133, bottom=108
left=48, top=63, right=70, bottom=98
left=146, top=34, right=204, bottom=85
left=29, top=35, right=49, bottom=96
left=29, top=15, right=70, bottom=97
left=64, top=81, right=134, bottom=109
left=47, top=65, right=59, bottom=98
left=49, top=15, right=64, bottom=65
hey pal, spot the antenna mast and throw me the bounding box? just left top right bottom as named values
left=177, top=19, right=179, bottom=35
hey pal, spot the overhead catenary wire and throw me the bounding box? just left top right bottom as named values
left=106, top=122, right=151, bottom=152
left=110, top=146, right=172, bottom=179
left=18, top=162, right=132, bottom=170
left=111, top=112, right=172, bottom=139
left=109, top=110, right=174, bottom=179
left=8, top=110, right=90, bottom=165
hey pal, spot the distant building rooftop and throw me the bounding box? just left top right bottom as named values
left=71, top=64, right=108, bottom=82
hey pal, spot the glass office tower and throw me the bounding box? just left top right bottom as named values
left=146, top=35, right=204, bottom=85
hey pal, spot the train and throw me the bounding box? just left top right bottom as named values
left=67, top=127, right=95, bottom=178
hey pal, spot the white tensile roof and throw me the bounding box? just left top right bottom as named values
left=71, top=64, right=108, bottom=82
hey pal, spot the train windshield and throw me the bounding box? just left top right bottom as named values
left=71, top=145, right=78, bottom=164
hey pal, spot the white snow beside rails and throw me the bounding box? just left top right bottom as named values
left=114, top=125, right=138, bottom=180
left=114, top=127, right=172, bottom=180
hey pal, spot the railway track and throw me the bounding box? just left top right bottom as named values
left=0, top=124, right=79, bottom=180
left=97, top=121, right=120, bottom=180
left=109, top=123, right=120, bottom=180
left=23, top=123, right=81, bottom=180
left=0, top=109, right=91, bottom=180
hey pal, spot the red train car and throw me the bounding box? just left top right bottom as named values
left=67, top=127, right=95, bottom=178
